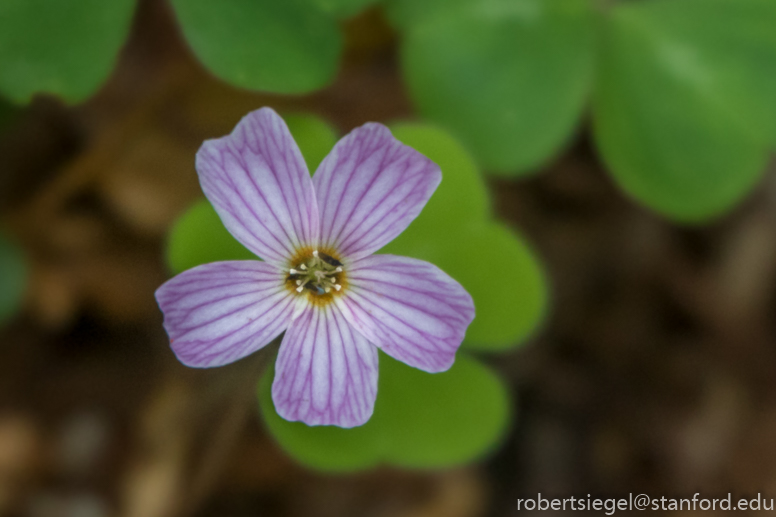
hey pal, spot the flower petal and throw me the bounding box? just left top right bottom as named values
left=313, top=123, right=441, bottom=261
left=272, top=303, right=378, bottom=428
left=155, top=261, right=296, bottom=367
left=337, top=255, right=474, bottom=373
left=196, top=107, right=319, bottom=266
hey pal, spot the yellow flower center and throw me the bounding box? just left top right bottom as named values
left=286, top=247, right=347, bottom=305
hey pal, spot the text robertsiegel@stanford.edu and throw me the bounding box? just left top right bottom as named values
left=516, top=493, right=775, bottom=513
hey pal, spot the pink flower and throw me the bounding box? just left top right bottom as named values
left=155, top=108, right=475, bottom=428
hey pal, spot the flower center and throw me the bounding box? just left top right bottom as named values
left=287, top=249, right=345, bottom=297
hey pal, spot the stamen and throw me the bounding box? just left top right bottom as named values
left=289, top=250, right=345, bottom=297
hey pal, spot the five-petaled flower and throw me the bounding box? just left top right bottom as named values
left=155, top=108, right=475, bottom=428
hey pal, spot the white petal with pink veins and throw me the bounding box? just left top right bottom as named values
left=313, top=123, right=441, bottom=262
left=272, top=303, right=379, bottom=428
left=338, top=254, right=474, bottom=373
left=196, top=107, right=319, bottom=266
left=155, top=261, right=295, bottom=367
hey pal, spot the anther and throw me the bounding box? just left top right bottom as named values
left=289, top=249, right=345, bottom=297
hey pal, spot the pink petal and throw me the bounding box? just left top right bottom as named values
left=196, top=108, right=319, bottom=266
left=313, top=123, right=441, bottom=261
left=337, top=255, right=474, bottom=373
left=272, top=303, right=378, bottom=428
left=155, top=261, right=296, bottom=367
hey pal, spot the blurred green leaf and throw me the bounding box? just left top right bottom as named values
left=0, top=0, right=136, bottom=104
left=0, top=233, right=27, bottom=325
left=384, top=0, right=468, bottom=29
left=310, top=0, right=381, bottom=18
left=171, top=0, right=342, bottom=94
left=593, top=0, right=773, bottom=222
left=283, top=113, right=339, bottom=172
left=259, top=352, right=511, bottom=471
left=400, top=0, right=595, bottom=174
left=383, top=222, right=547, bottom=351
left=617, top=0, right=776, bottom=145
left=378, top=351, right=511, bottom=468
left=166, top=200, right=255, bottom=274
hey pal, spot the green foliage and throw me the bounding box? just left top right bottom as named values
left=0, top=233, right=27, bottom=325
left=259, top=352, right=511, bottom=471
left=385, top=0, right=468, bottom=28
left=377, top=350, right=511, bottom=468
left=593, top=0, right=776, bottom=221
left=0, top=0, right=136, bottom=103
left=623, top=0, right=776, bottom=145
left=393, top=0, right=776, bottom=222
left=171, top=0, right=343, bottom=94
left=3, top=0, right=773, bottom=224
left=396, top=0, right=595, bottom=174
left=309, top=0, right=382, bottom=18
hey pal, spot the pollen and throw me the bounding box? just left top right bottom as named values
left=285, top=246, right=347, bottom=306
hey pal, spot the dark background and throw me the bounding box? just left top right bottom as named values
left=2, top=1, right=776, bottom=516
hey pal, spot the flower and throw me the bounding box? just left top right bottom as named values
left=155, top=108, right=475, bottom=428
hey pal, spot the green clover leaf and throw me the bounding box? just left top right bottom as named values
left=171, top=0, right=342, bottom=95
left=0, top=0, right=135, bottom=104
left=394, top=0, right=595, bottom=174
left=593, top=0, right=776, bottom=221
